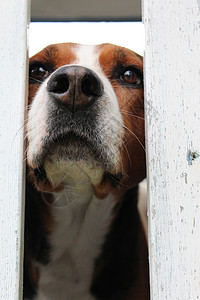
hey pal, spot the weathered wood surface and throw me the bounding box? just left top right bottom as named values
left=0, top=0, right=30, bottom=299
left=143, top=0, right=200, bottom=299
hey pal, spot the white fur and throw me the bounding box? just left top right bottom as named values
left=75, top=44, right=99, bottom=70
left=34, top=183, right=115, bottom=300
left=27, top=86, right=50, bottom=167
left=44, top=155, right=104, bottom=189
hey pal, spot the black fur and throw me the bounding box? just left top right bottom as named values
left=33, top=166, right=47, bottom=183
left=91, top=186, right=141, bottom=300
left=23, top=180, right=51, bottom=299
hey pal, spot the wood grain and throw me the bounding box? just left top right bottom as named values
left=143, top=0, right=200, bottom=298
left=0, top=0, right=30, bottom=299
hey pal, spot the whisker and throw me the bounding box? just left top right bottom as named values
left=122, top=125, right=145, bottom=152
left=120, top=110, right=144, bottom=121
left=72, top=161, right=91, bottom=182
left=122, top=141, right=132, bottom=168
left=23, top=155, right=28, bottom=164
left=29, top=76, right=43, bottom=84
left=10, top=105, right=31, bottom=117
left=108, top=173, right=128, bottom=188
left=11, top=119, right=29, bottom=147
left=117, top=149, right=124, bottom=178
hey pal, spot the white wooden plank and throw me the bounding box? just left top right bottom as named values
left=0, top=0, right=30, bottom=299
left=143, top=0, right=200, bottom=299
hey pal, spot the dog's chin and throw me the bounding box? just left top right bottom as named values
left=30, top=144, right=123, bottom=195
left=46, top=141, right=98, bottom=164
left=29, top=134, right=122, bottom=193
left=43, top=145, right=105, bottom=189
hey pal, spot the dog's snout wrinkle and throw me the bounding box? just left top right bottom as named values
left=47, top=66, right=103, bottom=112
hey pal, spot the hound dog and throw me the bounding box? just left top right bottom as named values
left=24, top=43, right=149, bottom=300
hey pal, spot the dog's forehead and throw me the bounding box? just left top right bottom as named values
left=98, top=43, right=143, bottom=66
left=30, top=43, right=142, bottom=70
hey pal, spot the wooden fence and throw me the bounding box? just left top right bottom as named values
left=143, top=0, right=200, bottom=298
left=0, top=0, right=30, bottom=299
left=0, top=0, right=200, bottom=298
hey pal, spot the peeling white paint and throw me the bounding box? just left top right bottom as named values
left=0, top=0, right=29, bottom=299
left=143, top=0, right=200, bottom=298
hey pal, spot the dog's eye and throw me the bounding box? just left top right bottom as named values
left=120, top=69, right=140, bottom=85
left=29, top=65, right=49, bottom=83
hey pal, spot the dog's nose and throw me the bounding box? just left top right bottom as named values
left=47, top=66, right=104, bottom=112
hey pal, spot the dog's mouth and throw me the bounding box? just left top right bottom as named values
left=31, top=129, right=113, bottom=169
left=28, top=102, right=124, bottom=192
left=30, top=129, right=120, bottom=191
left=48, top=132, right=102, bottom=161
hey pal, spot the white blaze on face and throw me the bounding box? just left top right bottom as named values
left=74, top=44, right=124, bottom=164
left=75, top=44, right=100, bottom=70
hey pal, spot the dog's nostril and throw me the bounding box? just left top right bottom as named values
left=82, top=78, right=93, bottom=96
left=47, top=67, right=104, bottom=112
left=81, top=75, right=103, bottom=97
left=48, top=76, right=69, bottom=94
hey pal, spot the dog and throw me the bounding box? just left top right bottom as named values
left=24, top=43, right=149, bottom=300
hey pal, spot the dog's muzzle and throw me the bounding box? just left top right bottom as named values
left=47, top=66, right=104, bottom=113
left=27, top=63, right=123, bottom=177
